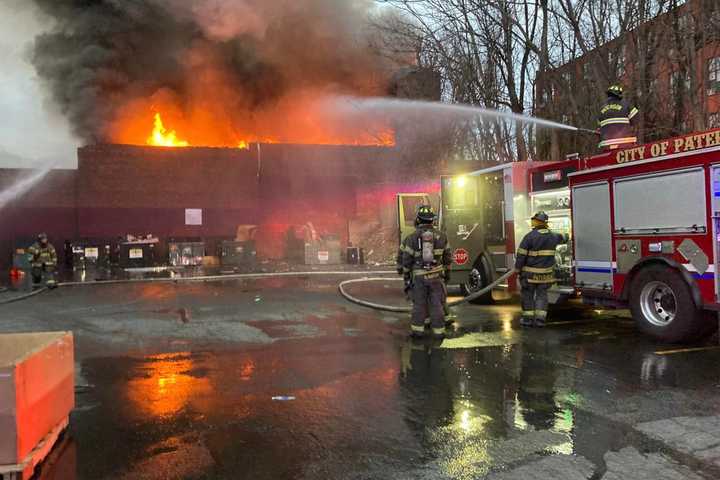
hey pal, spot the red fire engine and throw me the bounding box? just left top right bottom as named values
left=406, top=129, right=720, bottom=342
left=570, top=129, right=720, bottom=342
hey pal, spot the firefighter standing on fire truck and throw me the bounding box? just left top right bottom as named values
left=27, top=233, right=58, bottom=288
left=398, top=205, right=453, bottom=338
left=515, top=212, right=568, bottom=327
left=598, top=84, right=639, bottom=150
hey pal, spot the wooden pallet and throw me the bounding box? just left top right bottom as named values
left=0, top=417, right=69, bottom=480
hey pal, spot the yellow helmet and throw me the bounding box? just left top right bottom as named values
left=607, top=84, right=624, bottom=98
left=416, top=205, right=436, bottom=224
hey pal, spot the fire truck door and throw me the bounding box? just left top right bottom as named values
left=572, top=182, right=613, bottom=290
left=397, top=193, right=432, bottom=243
left=712, top=166, right=720, bottom=299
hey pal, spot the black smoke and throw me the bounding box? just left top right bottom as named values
left=29, top=0, right=396, bottom=144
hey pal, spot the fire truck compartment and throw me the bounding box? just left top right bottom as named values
left=572, top=182, right=613, bottom=290
left=613, top=167, right=707, bottom=235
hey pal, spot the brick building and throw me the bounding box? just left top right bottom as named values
left=0, top=143, right=441, bottom=270
left=535, top=0, right=720, bottom=161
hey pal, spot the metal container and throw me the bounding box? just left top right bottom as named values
left=219, top=240, right=257, bottom=267
left=168, top=242, right=205, bottom=267
left=69, top=240, right=111, bottom=269
left=119, top=241, right=157, bottom=268
left=305, top=238, right=342, bottom=265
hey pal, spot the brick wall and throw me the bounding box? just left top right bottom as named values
left=0, top=143, right=403, bottom=268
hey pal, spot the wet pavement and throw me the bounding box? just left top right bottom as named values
left=2, top=276, right=720, bottom=479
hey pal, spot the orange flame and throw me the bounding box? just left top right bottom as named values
left=147, top=113, right=189, bottom=147
left=130, top=106, right=395, bottom=149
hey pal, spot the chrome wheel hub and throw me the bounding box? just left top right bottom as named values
left=639, top=281, right=677, bottom=327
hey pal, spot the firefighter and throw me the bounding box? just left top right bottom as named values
left=515, top=212, right=568, bottom=327
left=399, top=205, right=453, bottom=338
left=598, top=84, right=639, bottom=151
left=27, top=233, right=58, bottom=288
left=396, top=212, right=453, bottom=324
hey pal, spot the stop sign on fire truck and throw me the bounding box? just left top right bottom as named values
left=453, top=248, right=469, bottom=265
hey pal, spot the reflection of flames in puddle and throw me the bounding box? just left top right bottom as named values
left=126, top=353, right=213, bottom=418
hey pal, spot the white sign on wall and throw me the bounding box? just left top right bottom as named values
left=185, top=208, right=203, bottom=226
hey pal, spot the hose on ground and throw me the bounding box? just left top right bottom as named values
left=56, top=270, right=397, bottom=287
left=338, top=269, right=515, bottom=313
left=0, top=287, right=48, bottom=305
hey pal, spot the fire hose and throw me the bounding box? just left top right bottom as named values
left=338, top=269, right=515, bottom=313
left=0, top=287, right=48, bottom=305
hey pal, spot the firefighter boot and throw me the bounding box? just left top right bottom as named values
left=533, top=284, right=550, bottom=328
left=45, top=266, right=58, bottom=289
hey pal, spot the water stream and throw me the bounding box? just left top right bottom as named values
left=0, top=167, right=52, bottom=209
left=330, top=95, right=580, bottom=132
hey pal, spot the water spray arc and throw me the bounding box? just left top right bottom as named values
left=0, top=168, right=52, bottom=210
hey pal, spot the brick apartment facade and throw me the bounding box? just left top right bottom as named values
left=535, top=0, right=720, bottom=161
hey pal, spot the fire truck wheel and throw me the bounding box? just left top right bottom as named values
left=629, top=265, right=706, bottom=343
left=460, top=257, right=494, bottom=304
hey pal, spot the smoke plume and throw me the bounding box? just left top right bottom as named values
left=29, top=0, right=400, bottom=146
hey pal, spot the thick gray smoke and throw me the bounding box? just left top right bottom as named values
left=29, top=0, right=396, bottom=145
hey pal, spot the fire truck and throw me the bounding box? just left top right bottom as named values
left=398, top=159, right=577, bottom=303
left=401, top=129, right=720, bottom=342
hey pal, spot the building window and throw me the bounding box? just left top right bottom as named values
left=709, top=112, right=720, bottom=129
left=671, top=70, right=690, bottom=96
left=678, top=13, right=693, bottom=34
left=561, top=71, right=572, bottom=86
left=649, top=78, right=659, bottom=99
left=610, top=45, right=627, bottom=78
left=582, top=62, right=592, bottom=81
left=708, top=57, right=720, bottom=95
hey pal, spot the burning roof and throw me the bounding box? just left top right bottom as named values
left=29, top=0, right=403, bottom=148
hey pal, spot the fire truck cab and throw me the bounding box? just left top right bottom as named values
left=438, top=160, right=576, bottom=303
left=571, top=130, right=720, bottom=342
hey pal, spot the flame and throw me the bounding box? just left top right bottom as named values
left=147, top=113, right=189, bottom=147
left=125, top=102, right=396, bottom=149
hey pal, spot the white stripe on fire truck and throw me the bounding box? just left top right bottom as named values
left=682, top=264, right=715, bottom=273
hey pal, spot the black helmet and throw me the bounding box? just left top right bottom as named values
left=607, top=84, right=623, bottom=98
left=38, top=232, right=48, bottom=242
left=416, top=205, right=436, bottom=225
left=532, top=211, right=549, bottom=224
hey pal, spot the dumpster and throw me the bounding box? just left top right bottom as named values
left=305, top=235, right=342, bottom=265
left=119, top=237, right=159, bottom=268
left=219, top=240, right=257, bottom=267
left=68, top=240, right=111, bottom=269
left=168, top=241, right=205, bottom=267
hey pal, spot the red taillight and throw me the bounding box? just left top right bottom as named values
left=9, top=267, right=22, bottom=279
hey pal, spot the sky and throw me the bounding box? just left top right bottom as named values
left=0, top=1, right=78, bottom=169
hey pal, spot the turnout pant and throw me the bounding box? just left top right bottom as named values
left=520, top=277, right=551, bottom=323
left=411, top=275, right=446, bottom=335
left=31, top=264, right=56, bottom=286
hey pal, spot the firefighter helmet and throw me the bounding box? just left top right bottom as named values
left=416, top=205, right=436, bottom=225
left=607, top=84, right=624, bottom=98
left=37, top=232, right=48, bottom=242
left=531, top=211, right=549, bottom=227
